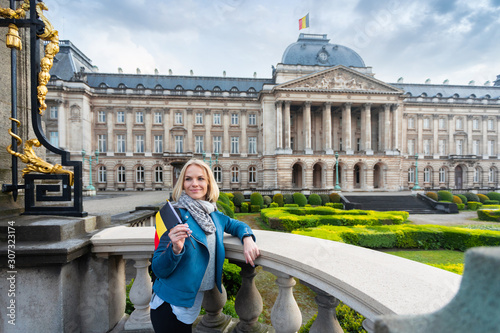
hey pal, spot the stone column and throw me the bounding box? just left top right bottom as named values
left=417, top=114, right=423, bottom=157
left=392, top=104, right=399, bottom=153
left=497, top=115, right=500, bottom=159
left=482, top=115, right=488, bottom=159
left=276, top=102, right=283, bottom=152
left=264, top=269, right=302, bottom=333
left=378, top=109, right=384, bottom=152
left=241, top=109, right=248, bottom=157
left=186, top=108, right=193, bottom=153
left=323, top=102, right=333, bottom=154
left=223, top=110, right=230, bottom=157
left=402, top=113, right=407, bottom=154
left=343, top=103, right=353, bottom=154
left=123, top=257, right=153, bottom=331
left=304, top=284, right=344, bottom=333
left=364, top=103, right=373, bottom=155
left=467, top=115, right=473, bottom=155
left=126, top=107, right=133, bottom=156
left=304, top=102, right=313, bottom=154
left=384, top=103, right=392, bottom=152
left=333, top=111, right=339, bottom=151
left=144, top=108, right=152, bottom=156
left=198, top=285, right=232, bottom=331
left=448, top=114, right=455, bottom=155
left=433, top=114, right=439, bottom=159
left=204, top=109, right=211, bottom=154
left=284, top=101, right=292, bottom=153
left=163, top=108, right=171, bottom=153
left=106, top=107, right=114, bottom=155
left=234, top=263, right=264, bottom=333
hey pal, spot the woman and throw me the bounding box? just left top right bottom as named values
left=150, top=159, right=260, bottom=332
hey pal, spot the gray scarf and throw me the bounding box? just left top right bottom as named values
left=174, top=193, right=216, bottom=234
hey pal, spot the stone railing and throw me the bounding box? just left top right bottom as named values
left=91, top=227, right=462, bottom=332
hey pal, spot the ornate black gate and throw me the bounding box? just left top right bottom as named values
left=1, top=0, right=86, bottom=216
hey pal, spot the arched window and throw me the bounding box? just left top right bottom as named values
left=231, top=166, right=240, bottom=183
left=136, top=166, right=145, bottom=183
left=117, top=166, right=126, bottom=183
left=174, top=85, right=184, bottom=95
left=248, top=166, right=257, bottom=183
left=439, top=168, right=446, bottom=183
left=99, top=83, right=107, bottom=88
left=489, top=168, right=496, bottom=183
left=474, top=167, right=481, bottom=183
left=98, top=166, right=107, bottom=183
left=230, top=87, right=239, bottom=96
left=423, top=167, right=431, bottom=183
left=118, top=83, right=126, bottom=89
left=155, top=166, right=163, bottom=183
left=194, top=85, right=204, bottom=96
left=213, top=86, right=222, bottom=96
left=247, top=87, right=257, bottom=97
left=136, top=84, right=145, bottom=90
left=213, top=166, right=222, bottom=183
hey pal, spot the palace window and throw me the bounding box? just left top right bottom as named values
left=248, top=166, right=257, bottom=183
left=155, top=166, right=163, bottom=183
left=98, top=134, right=107, bottom=153
left=408, top=117, right=415, bottom=129
left=456, top=139, right=463, bottom=155
left=423, top=118, right=430, bottom=129
left=117, top=111, right=125, bottom=123
left=489, top=168, right=496, bottom=183
left=195, top=113, right=203, bottom=124
left=249, top=114, right=256, bottom=125
left=488, top=140, right=495, bottom=156
left=50, top=106, right=58, bottom=119
left=439, top=118, right=446, bottom=129
left=231, top=137, right=239, bottom=154
left=423, top=139, right=431, bottom=156
left=213, top=166, right=222, bottom=183
left=488, top=119, right=494, bottom=131
left=98, top=111, right=106, bottom=123
left=230, top=87, right=239, bottom=96
left=247, top=87, right=257, bottom=97
left=175, top=136, right=184, bottom=153
left=116, top=135, right=126, bottom=153
left=438, top=139, right=446, bottom=156
left=439, top=168, right=446, bottom=183
left=473, top=167, right=481, bottom=183
left=98, top=166, right=107, bottom=183
left=213, top=86, right=222, bottom=96
left=248, top=137, right=257, bottom=154
left=408, top=167, right=415, bottom=183
left=136, top=111, right=144, bottom=124
left=136, top=166, right=145, bottom=183
left=472, top=140, right=480, bottom=156
left=407, top=139, right=415, bottom=155
left=456, top=118, right=463, bottom=130
left=213, top=113, right=221, bottom=125
left=117, top=166, right=126, bottom=183
left=49, top=131, right=59, bottom=147
left=231, top=113, right=239, bottom=125
left=473, top=118, right=479, bottom=130
left=213, top=136, right=221, bottom=154
left=423, top=167, right=431, bottom=183
left=154, top=135, right=163, bottom=153
left=195, top=136, right=204, bottom=154
left=175, top=112, right=183, bottom=124
left=154, top=112, right=162, bottom=124
left=194, top=86, right=204, bottom=96
left=231, top=166, right=240, bottom=183
left=136, top=135, right=144, bottom=153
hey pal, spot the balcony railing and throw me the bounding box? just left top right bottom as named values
left=91, top=226, right=462, bottom=332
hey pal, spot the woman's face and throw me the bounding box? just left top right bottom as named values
left=183, top=165, right=208, bottom=200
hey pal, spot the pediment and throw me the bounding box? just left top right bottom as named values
left=275, top=66, right=403, bottom=94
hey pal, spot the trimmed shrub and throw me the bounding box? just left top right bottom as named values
left=218, top=192, right=231, bottom=206
left=217, top=201, right=235, bottom=218
left=263, top=195, right=273, bottom=206
left=452, top=195, right=462, bottom=204
left=273, top=193, right=285, bottom=207
left=477, top=208, right=500, bottom=222
left=457, top=194, right=467, bottom=204
left=477, top=193, right=489, bottom=203
left=437, top=190, right=453, bottom=202
left=269, top=202, right=279, bottom=208
left=486, top=192, right=500, bottom=202
left=241, top=202, right=249, bottom=213
left=250, top=205, right=261, bottom=213
left=464, top=192, right=480, bottom=203
left=226, top=192, right=234, bottom=201
left=305, top=204, right=312, bottom=208
left=250, top=192, right=264, bottom=208
left=293, top=192, right=308, bottom=207
left=467, top=201, right=482, bottom=210
left=308, top=193, right=322, bottom=206
left=320, top=194, right=330, bottom=206
left=484, top=200, right=500, bottom=205
left=233, top=192, right=245, bottom=208
left=329, top=193, right=341, bottom=203
left=457, top=203, right=465, bottom=210
left=425, top=192, right=438, bottom=201
left=284, top=203, right=299, bottom=207
left=325, top=203, right=334, bottom=207
left=283, top=194, right=294, bottom=205
left=333, top=203, right=344, bottom=209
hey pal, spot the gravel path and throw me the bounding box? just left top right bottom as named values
left=408, top=211, right=499, bottom=226
left=83, top=191, right=169, bottom=216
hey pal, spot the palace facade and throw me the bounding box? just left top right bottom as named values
left=46, top=34, right=500, bottom=193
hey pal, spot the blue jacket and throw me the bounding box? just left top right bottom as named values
left=152, top=208, right=255, bottom=308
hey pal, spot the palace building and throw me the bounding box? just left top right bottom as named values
left=46, top=34, right=500, bottom=193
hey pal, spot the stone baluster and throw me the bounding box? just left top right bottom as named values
left=302, top=282, right=344, bottom=333
left=197, top=284, right=232, bottom=332
left=124, top=257, right=153, bottom=331
left=234, top=263, right=265, bottom=333
left=265, top=268, right=302, bottom=333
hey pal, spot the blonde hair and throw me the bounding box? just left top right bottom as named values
left=171, top=159, right=220, bottom=203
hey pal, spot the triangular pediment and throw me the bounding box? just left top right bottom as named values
left=275, top=65, right=403, bottom=94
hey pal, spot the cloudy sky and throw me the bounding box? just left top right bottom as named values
left=46, top=0, right=500, bottom=85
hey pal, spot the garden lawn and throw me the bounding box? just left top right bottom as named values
left=382, top=250, right=464, bottom=275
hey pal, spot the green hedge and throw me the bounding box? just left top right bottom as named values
left=293, top=224, right=500, bottom=251
left=293, top=193, right=308, bottom=207
left=484, top=200, right=499, bottom=205
left=250, top=205, right=261, bottom=213
left=452, top=195, right=462, bottom=204
left=269, top=202, right=279, bottom=208
left=329, top=193, right=341, bottom=203
left=320, top=194, right=330, bottom=205
left=217, top=201, right=235, bottom=218
left=273, top=193, right=284, bottom=207
left=486, top=192, right=500, bottom=202
left=233, top=192, right=245, bottom=208
left=457, top=194, right=467, bottom=204
left=263, top=195, right=273, bottom=206
left=437, top=190, right=453, bottom=202
left=283, top=194, right=294, bottom=205
left=467, top=201, right=483, bottom=210
left=464, top=192, right=480, bottom=203
left=261, top=207, right=408, bottom=232
left=425, top=192, right=438, bottom=201
left=284, top=203, right=299, bottom=207
left=477, top=205, right=500, bottom=222
left=241, top=202, right=249, bottom=213
left=250, top=192, right=264, bottom=208
left=457, top=203, right=465, bottom=210
left=308, top=193, right=322, bottom=206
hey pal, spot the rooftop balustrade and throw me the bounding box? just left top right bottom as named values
left=91, top=225, right=462, bottom=333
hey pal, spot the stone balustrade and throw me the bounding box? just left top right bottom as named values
left=91, top=226, right=462, bottom=333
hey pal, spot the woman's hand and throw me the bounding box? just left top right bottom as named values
left=168, top=224, right=192, bottom=255
left=243, top=237, right=260, bottom=267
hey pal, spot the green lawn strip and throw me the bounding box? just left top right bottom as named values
left=382, top=250, right=465, bottom=275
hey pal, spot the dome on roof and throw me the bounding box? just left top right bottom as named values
left=281, top=33, right=365, bottom=68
